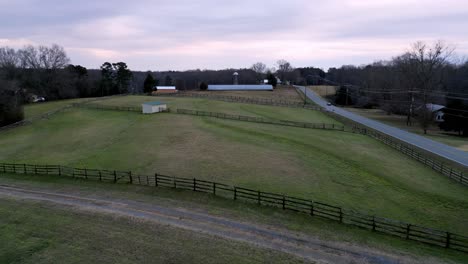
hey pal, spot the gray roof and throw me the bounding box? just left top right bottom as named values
left=208, top=85, right=273, bottom=91
left=426, top=103, right=445, bottom=112
left=142, top=101, right=165, bottom=106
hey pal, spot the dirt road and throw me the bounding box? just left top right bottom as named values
left=0, top=184, right=423, bottom=263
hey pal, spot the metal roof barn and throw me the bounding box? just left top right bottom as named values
left=208, top=85, right=273, bottom=91
left=155, top=86, right=176, bottom=90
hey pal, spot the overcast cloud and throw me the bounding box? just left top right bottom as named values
left=1, top=0, right=467, bottom=70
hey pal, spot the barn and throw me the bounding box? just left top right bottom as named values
left=142, top=101, right=167, bottom=114
left=154, top=86, right=177, bottom=93
left=207, top=85, right=273, bottom=91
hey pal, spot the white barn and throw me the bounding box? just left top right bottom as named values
left=208, top=85, right=273, bottom=91
left=142, top=101, right=167, bottom=114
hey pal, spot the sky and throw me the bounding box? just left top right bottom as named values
left=1, top=0, right=468, bottom=71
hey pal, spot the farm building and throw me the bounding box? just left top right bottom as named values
left=208, top=85, right=273, bottom=91
left=142, top=101, right=167, bottom=114
left=427, top=103, right=446, bottom=122
left=154, top=86, right=177, bottom=93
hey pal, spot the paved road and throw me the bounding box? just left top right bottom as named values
left=0, top=184, right=408, bottom=264
left=296, top=86, right=468, bottom=168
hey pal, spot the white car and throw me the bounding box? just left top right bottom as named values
left=33, top=97, right=46, bottom=103
left=326, top=102, right=332, bottom=106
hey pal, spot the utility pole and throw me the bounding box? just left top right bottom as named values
left=407, top=90, right=414, bottom=126
left=304, top=87, right=307, bottom=105
left=345, top=85, right=349, bottom=106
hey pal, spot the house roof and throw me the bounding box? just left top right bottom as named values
left=142, top=101, right=166, bottom=106
left=208, top=85, right=273, bottom=91
left=155, top=86, right=176, bottom=90
left=426, top=103, right=445, bottom=112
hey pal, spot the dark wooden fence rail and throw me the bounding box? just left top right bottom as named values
left=293, top=89, right=468, bottom=186
left=176, top=109, right=345, bottom=132
left=72, top=103, right=141, bottom=113
left=153, top=92, right=322, bottom=110
left=1, top=162, right=467, bottom=253
left=342, top=121, right=468, bottom=186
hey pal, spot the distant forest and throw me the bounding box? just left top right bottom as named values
left=1, top=42, right=467, bottom=135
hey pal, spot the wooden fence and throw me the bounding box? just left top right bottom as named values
left=176, top=109, right=345, bottom=132
left=1, top=162, right=467, bottom=253
left=72, top=103, right=141, bottom=112
left=356, top=126, right=468, bottom=185
left=153, top=92, right=322, bottom=110
left=293, top=87, right=468, bottom=186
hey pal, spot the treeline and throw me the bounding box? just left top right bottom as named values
left=0, top=44, right=135, bottom=126
left=135, top=61, right=325, bottom=92
left=326, top=41, right=468, bottom=136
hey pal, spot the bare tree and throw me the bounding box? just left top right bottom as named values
left=19, top=44, right=69, bottom=70
left=0, top=47, right=20, bottom=68
left=18, top=45, right=40, bottom=69
left=250, top=62, right=266, bottom=83
left=276, top=59, right=294, bottom=83
left=403, top=41, right=454, bottom=134
left=0, top=47, right=21, bottom=79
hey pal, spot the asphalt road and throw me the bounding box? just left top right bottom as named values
left=296, top=86, right=468, bottom=168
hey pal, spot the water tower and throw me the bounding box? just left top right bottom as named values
left=232, top=72, right=239, bottom=85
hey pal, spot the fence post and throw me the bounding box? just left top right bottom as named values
left=99, top=171, right=102, bottom=181
left=173, top=177, right=176, bottom=188
left=34, top=164, right=37, bottom=174
left=193, top=178, right=196, bottom=191
left=310, top=201, right=314, bottom=216
left=23, top=164, right=26, bottom=174
left=213, top=182, right=216, bottom=195
left=58, top=166, right=61, bottom=176
left=113, top=170, right=117, bottom=183
left=234, top=187, right=237, bottom=200
left=406, top=224, right=411, bottom=239
left=282, top=196, right=286, bottom=210
left=155, top=173, right=158, bottom=187
left=129, top=171, right=133, bottom=184
left=446, top=232, right=451, bottom=248
left=257, top=191, right=261, bottom=205
left=372, top=216, right=376, bottom=231
left=339, top=208, right=343, bottom=223
left=84, top=169, right=88, bottom=179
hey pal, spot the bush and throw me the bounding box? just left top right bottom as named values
left=0, top=80, right=24, bottom=127
left=199, top=82, right=208, bottom=90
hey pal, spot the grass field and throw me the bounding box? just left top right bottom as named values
left=0, top=198, right=302, bottom=264
left=88, top=95, right=333, bottom=123
left=24, top=98, right=96, bottom=119
left=0, top=173, right=466, bottom=263
left=3, top=96, right=468, bottom=236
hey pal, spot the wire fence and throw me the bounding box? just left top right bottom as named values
left=176, top=109, right=345, bottom=131
left=1, top=161, right=467, bottom=253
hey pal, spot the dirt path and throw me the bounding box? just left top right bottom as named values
left=0, top=184, right=423, bottom=264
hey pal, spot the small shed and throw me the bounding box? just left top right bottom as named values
left=142, top=101, right=167, bottom=114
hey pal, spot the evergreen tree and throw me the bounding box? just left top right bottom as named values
left=143, top=72, right=156, bottom=94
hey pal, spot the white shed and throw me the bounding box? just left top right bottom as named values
left=142, top=101, right=167, bottom=114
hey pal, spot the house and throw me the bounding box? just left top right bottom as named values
left=207, top=85, right=273, bottom=91
left=142, top=101, right=167, bottom=114
left=426, top=104, right=445, bottom=122
left=153, top=86, right=177, bottom=93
